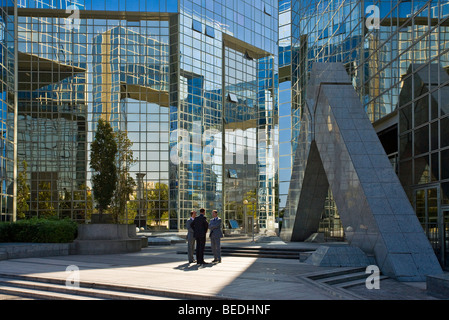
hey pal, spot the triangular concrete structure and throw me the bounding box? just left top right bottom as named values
left=284, top=62, right=442, bottom=281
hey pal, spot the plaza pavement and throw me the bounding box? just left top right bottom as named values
left=0, top=236, right=444, bottom=301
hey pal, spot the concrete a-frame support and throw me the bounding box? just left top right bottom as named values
left=288, top=140, right=329, bottom=241
left=292, top=63, right=442, bottom=281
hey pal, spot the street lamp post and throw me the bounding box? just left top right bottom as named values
left=243, top=199, right=248, bottom=237
left=136, top=173, right=146, bottom=229
left=251, top=198, right=256, bottom=242
left=244, top=198, right=256, bottom=242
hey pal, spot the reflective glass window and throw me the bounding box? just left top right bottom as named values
left=441, top=116, right=449, bottom=148
left=192, top=19, right=202, bottom=33
left=414, top=125, right=429, bottom=156
left=442, top=149, right=449, bottom=180
left=415, top=95, right=429, bottom=128
left=205, top=25, right=215, bottom=38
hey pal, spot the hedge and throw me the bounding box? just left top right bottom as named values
left=0, top=218, right=78, bottom=243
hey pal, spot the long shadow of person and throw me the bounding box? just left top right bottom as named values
left=173, top=262, right=215, bottom=271
left=173, top=262, right=200, bottom=271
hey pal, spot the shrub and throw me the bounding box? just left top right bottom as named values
left=0, top=218, right=78, bottom=243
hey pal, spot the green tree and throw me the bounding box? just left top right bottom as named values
left=111, top=130, right=136, bottom=224
left=243, top=189, right=257, bottom=218
left=90, top=119, right=118, bottom=221
left=126, top=198, right=139, bottom=223
left=17, top=160, right=30, bottom=219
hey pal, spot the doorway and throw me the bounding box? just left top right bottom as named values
left=415, top=187, right=438, bottom=235
left=415, top=186, right=448, bottom=268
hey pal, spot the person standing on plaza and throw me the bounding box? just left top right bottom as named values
left=191, top=208, right=208, bottom=265
left=209, top=210, right=223, bottom=263
left=186, top=210, right=197, bottom=263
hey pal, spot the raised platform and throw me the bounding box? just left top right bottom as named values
left=0, top=241, right=440, bottom=300
left=426, top=273, right=449, bottom=299
left=71, top=224, right=142, bottom=255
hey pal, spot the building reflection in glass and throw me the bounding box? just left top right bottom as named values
left=282, top=0, right=449, bottom=268
left=1, top=1, right=278, bottom=235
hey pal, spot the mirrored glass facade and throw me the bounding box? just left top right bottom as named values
left=281, top=0, right=449, bottom=267
left=0, top=2, right=15, bottom=221
left=174, top=0, right=278, bottom=232
left=1, top=0, right=278, bottom=233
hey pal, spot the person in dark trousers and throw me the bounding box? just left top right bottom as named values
left=191, top=208, right=209, bottom=265
left=209, top=210, right=223, bottom=263
left=186, top=211, right=197, bottom=263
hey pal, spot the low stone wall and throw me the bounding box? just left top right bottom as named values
left=76, top=224, right=131, bottom=240
left=71, top=239, right=141, bottom=255
left=0, top=243, right=71, bottom=260
left=0, top=225, right=149, bottom=259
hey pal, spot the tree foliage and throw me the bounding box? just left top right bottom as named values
left=90, top=119, right=118, bottom=219
left=111, top=130, right=136, bottom=223
left=17, top=160, right=30, bottom=219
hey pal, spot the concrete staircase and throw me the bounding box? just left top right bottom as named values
left=304, top=267, right=389, bottom=289
left=178, top=246, right=310, bottom=260
left=0, top=274, right=220, bottom=300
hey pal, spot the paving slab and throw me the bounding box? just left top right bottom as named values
left=0, top=239, right=444, bottom=301
left=0, top=243, right=339, bottom=300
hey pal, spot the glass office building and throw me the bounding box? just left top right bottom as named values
left=0, top=2, right=15, bottom=221
left=280, top=0, right=449, bottom=268
left=0, top=0, right=278, bottom=233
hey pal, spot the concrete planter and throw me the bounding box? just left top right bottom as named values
left=72, top=224, right=142, bottom=255
left=90, top=214, right=114, bottom=224
left=128, top=224, right=148, bottom=248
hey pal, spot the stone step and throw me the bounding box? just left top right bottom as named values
left=0, top=284, right=102, bottom=300
left=206, top=252, right=299, bottom=259
left=334, top=275, right=389, bottom=289
left=318, top=271, right=370, bottom=285
left=299, top=251, right=314, bottom=262
left=208, top=248, right=300, bottom=256
left=306, top=267, right=367, bottom=281
left=217, top=246, right=306, bottom=253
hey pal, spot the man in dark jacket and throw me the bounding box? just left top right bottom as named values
left=191, top=208, right=209, bottom=264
